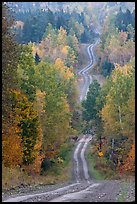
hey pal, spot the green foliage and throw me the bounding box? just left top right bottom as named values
left=58, top=142, right=74, bottom=165
left=87, top=150, right=107, bottom=180
left=90, top=6, right=135, bottom=172
left=17, top=44, right=36, bottom=101
left=127, top=24, right=135, bottom=41
left=35, top=61, right=72, bottom=150
left=65, top=47, right=77, bottom=67
left=82, top=80, right=101, bottom=122
left=95, top=78, right=111, bottom=112
left=96, top=5, right=135, bottom=77
left=82, top=60, right=134, bottom=174
left=43, top=23, right=57, bottom=41
left=12, top=90, right=40, bottom=165
left=101, top=64, right=134, bottom=136
left=39, top=25, right=79, bottom=68
left=20, top=11, right=54, bottom=43
left=71, top=109, right=82, bottom=132
left=101, top=60, right=114, bottom=77
left=67, top=33, right=79, bottom=57
left=115, top=8, right=135, bottom=32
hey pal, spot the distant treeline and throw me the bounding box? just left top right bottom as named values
left=13, top=8, right=98, bottom=44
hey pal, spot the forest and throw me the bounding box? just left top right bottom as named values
left=2, top=2, right=135, bottom=190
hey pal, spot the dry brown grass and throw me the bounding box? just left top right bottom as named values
left=2, top=162, right=72, bottom=191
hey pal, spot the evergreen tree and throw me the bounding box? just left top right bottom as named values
left=35, top=52, right=40, bottom=64
left=2, top=3, right=19, bottom=121
left=82, top=80, right=101, bottom=122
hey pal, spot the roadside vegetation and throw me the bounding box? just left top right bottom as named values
left=82, top=4, right=135, bottom=179
left=2, top=140, right=74, bottom=191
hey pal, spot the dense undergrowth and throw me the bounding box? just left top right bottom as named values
left=2, top=140, right=74, bottom=191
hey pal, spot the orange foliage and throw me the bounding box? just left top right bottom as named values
left=123, top=144, right=135, bottom=172
left=2, top=124, right=23, bottom=168
left=32, top=127, right=44, bottom=174
left=24, top=153, right=44, bottom=175
left=45, top=149, right=59, bottom=159
left=61, top=46, right=69, bottom=55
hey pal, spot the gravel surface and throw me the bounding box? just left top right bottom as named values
left=2, top=181, right=72, bottom=201
left=3, top=179, right=135, bottom=202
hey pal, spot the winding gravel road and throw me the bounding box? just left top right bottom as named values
left=2, top=38, right=135, bottom=202
left=78, top=39, right=100, bottom=102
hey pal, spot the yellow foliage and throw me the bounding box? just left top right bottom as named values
left=98, top=151, right=103, bottom=157
left=112, top=64, right=133, bottom=81
left=2, top=125, right=23, bottom=168
left=31, top=44, right=45, bottom=59
left=57, top=27, right=67, bottom=46
left=55, top=58, right=74, bottom=80
left=65, top=68, right=74, bottom=79
left=27, top=118, right=44, bottom=175
left=61, top=46, right=69, bottom=55
left=101, top=102, right=120, bottom=136
left=35, top=89, right=46, bottom=114
left=32, top=44, right=36, bottom=55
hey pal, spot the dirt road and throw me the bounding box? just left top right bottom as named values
left=3, top=134, right=135, bottom=202
left=78, top=39, right=100, bottom=102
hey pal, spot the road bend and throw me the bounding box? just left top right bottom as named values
left=78, top=38, right=100, bottom=102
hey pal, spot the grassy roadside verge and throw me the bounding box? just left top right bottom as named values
left=86, top=143, right=135, bottom=181
left=86, top=151, right=106, bottom=180
left=86, top=144, right=117, bottom=180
